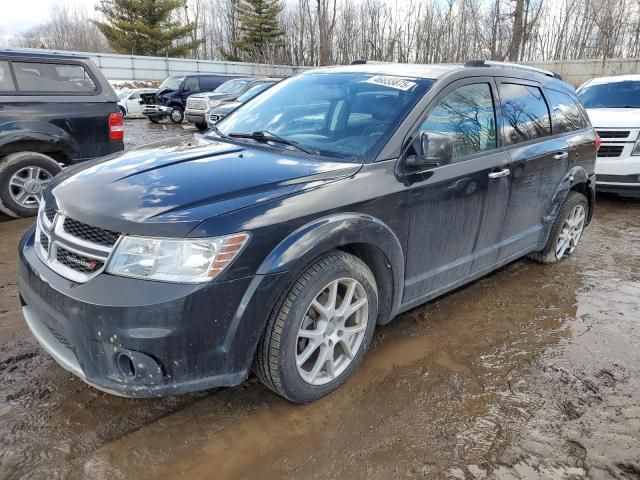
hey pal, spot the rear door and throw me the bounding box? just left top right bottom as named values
left=496, top=79, right=570, bottom=259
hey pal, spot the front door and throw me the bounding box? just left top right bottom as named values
left=403, top=79, right=511, bottom=302
left=495, top=80, right=570, bottom=259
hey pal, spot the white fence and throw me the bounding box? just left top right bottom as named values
left=4, top=48, right=309, bottom=81
left=527, top=58, right=640, bottom=86
left=6, top=47, right=640, bottom=86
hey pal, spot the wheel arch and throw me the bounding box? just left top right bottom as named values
left=541, top=166, right=593, bottom=247
left=256, top=213, right=405, bottom=325
left=0, top=124, right=74, bottom=165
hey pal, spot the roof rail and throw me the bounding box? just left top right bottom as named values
left=464, top=59, right=562, bottom=80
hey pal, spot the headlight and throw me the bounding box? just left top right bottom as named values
left=208, top=99, right=221, bottom=109
left=632, top=132, right=640, bottom=156
left=106, top=233, right=249, bottom=283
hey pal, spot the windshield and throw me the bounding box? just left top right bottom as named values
left=215, top=73, right=434, bottom=161
left=237, top=83, right=274, bottom=102
left=578, top=81, right=640, bottom=108
left=214, top=79, right=251, bottom=94
left=117, top=89, right=131, bottom=100
left=159, top=76, right=184, bottom=91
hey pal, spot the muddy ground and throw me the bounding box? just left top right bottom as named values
left=1, top=119, right=639, bottom=480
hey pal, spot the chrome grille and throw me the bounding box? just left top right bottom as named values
left=40, top=232, right=49, bottom=252
left=36, top=202, right=120, bottom=283
left=597, top=145, right=624, bottom=158
left=44, top=205, right=57, bottom=223
left=187, top=97, right=207, bottom=111
left=56, top=247, right=105, bottom=273
left=596, top=130, right=630, bottom=139
left=63, top=217, right=119, bottom=247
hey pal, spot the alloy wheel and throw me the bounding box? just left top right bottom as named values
left=556, top=204, right=586, bottom=259
left=296, top=277, right=369, bottom=386
left=9, top=166, right=52, bottom=208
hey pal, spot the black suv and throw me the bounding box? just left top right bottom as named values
left=19, top=61, right=597, bottom=403
left=0, top=50, right=123, bottom=218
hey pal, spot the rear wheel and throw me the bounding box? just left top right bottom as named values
left=119, top=105, right=127, bottom=118
left=0, top=152, right=61, bottom=218
left=169, top=107, right=184, bottom=124
left=529, top=191, right=588, bottom=264
left=254, top=251, right=378, bottom=403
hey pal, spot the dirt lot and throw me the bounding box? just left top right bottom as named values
left=1, top=119, right=639, bottom=480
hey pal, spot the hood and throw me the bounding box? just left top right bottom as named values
left=585, top=108, right=640, bottom=128
left=212, top=101, right=241, bottom=115
left=47, top=135, right=360, bottom=237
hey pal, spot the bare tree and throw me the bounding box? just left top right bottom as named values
left=14, top=5, right=110, bottom=53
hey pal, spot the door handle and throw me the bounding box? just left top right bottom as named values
left=488, top=168, right=510, bottom=179
left=554, top=151, right=569, bottom=160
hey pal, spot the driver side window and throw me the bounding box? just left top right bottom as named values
left=184, top=77, right=200, bottom=92
left=420, top=83, right=497, bottom=161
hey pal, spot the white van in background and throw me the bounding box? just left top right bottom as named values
left=577, top=75, right=640, bottom=197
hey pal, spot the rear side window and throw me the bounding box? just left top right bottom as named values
left=545, top=89, right=588, bottom=133
left=500, top=83, right=551, bottom=145
left=0, top=61, right=16, bottom=92
left=420, top=83, right=497, bottom=160
left=13, top=62, right=96, bottom=93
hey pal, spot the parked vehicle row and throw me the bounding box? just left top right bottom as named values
left=0, top=50, right=123, bottom=218
left=18, top=60, right=598, bottom=403
left=185, top=77, right=279, bottom=130
left=139, top=74, right=245, bottom=124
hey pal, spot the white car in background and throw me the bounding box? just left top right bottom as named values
left=577, top=75, right=640, bottom=197
left=117, top=88, right=157, bottom=118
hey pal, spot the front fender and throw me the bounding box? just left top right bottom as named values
left=257, top=212, right=405, bottom=322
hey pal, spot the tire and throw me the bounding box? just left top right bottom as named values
left=529, top=191, right=588, bottom=264
left=119, top=106, right=127, bottom=118
left=195, top=122, right=208, bottom=132
left=0, top=152, right=62, bottom=218
left=254, top=251, right=378, bottom=403
left=169, top=107, right=184, bottom=124
left=148, top=116, right=161, bottom=124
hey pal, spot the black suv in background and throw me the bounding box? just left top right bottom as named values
left=19, top=61, right=597, bottom=403
left=0, top=50, right=123, bottom=218
left=140, top=74, right=244, bottom=124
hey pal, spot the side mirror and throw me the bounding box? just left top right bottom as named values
left=405, top=131, right=453, bottom=169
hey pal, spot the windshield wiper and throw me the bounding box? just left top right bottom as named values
left=210, top=124, right=230, bottom=139
left=228, top=130, right=317, bottom=155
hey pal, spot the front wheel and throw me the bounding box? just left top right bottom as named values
left=254, top=251, right=378, bottom=403
left=530, top=191, right=588, bottom=264
left=0, top=152, right=61, bottom=218
left=169, top=107, right=184, bottom=124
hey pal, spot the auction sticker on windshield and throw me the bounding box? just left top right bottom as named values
left=365, top=75, right=417, bottom=91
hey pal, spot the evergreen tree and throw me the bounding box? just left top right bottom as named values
left=232, top=0, right=284, bottom=60
left=95, top=0, right=201, bottom=57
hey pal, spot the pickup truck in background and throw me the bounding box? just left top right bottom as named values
left=0, top=50, right=124, bottom=218
left=140, top=74, right=244, bottom=124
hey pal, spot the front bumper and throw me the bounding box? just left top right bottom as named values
left=595, top=130, right=640, bottom=194
left=142, top=104, right=172, bottom=119
left=185, top=111, right=206, bottom=124
left=19, top=226, right=285, bottom=397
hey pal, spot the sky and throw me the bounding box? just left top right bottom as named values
left=0, top=0, right=97, bottom=42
